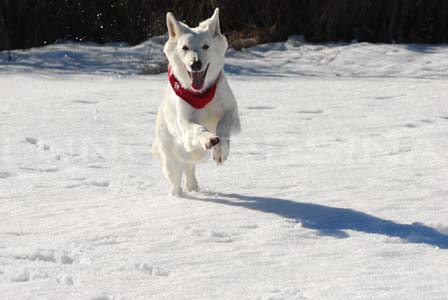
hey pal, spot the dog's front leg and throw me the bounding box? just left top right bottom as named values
left=177, top=105, right=219, bottom=151
left=213, top=109, right=239, bottom=165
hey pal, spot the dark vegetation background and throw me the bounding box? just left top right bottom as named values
left=1, top=0, right=448, bottom=51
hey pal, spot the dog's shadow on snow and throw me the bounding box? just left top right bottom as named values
left=188, top=192, right=448, bottom=249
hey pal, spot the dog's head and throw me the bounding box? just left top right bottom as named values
left=164, top=8, right=228, bottom=92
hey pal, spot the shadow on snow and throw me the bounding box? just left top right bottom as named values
left=190, top=192, right=448, bottom=249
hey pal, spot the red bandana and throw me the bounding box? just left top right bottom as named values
left=168, top=66, right=220, bottom=109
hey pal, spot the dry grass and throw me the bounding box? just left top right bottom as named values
left=1, top=0, right=447, bottom=51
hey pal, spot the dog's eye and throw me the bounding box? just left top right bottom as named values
left=182, top=45, right=189, bottom=51
left=202, top=44, right=209, bottom=50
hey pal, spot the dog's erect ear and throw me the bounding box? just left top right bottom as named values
left=166, top=12, right=187, bottom=40
left=208, top=8, right=222, bottom=37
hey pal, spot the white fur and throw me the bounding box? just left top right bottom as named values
left=152, top=8, right=241, bottom=196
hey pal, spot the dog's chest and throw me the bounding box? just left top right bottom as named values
left=197, top=99, right=224, bottom=131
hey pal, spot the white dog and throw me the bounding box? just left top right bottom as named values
left=152, top=8, right=241, bottom=196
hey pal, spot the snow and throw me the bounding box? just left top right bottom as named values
left=1, top=36, right=448, bottom=299
left=226, top=38, right=448, bottom=79
left=0, top=36, right=167, bottom=75
left=2, top=35, right=448, bottom=79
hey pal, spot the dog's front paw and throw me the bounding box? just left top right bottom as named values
left=200, top=134, right=220, bottom=150
left=213, top=138, right=229, bottom=165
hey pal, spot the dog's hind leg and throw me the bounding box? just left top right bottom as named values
left=161, top=157, right=183, bottom=197
left=184, top=163, right=199, bottom=192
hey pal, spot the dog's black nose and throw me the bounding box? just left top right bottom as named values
left=191, top=61, right=202, bottom=71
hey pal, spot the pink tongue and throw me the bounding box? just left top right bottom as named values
left=191, top=71, right=205, bottom=90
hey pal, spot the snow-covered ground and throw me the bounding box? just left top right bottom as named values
left=2, top=36, right=448, bottom=79
left=1, top=37, right=448, bottom=300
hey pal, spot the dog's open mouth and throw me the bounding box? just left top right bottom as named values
left=187, top=64, right=209, bottom=90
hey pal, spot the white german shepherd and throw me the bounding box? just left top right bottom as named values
left=152, top=8, right=241, bottom=196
